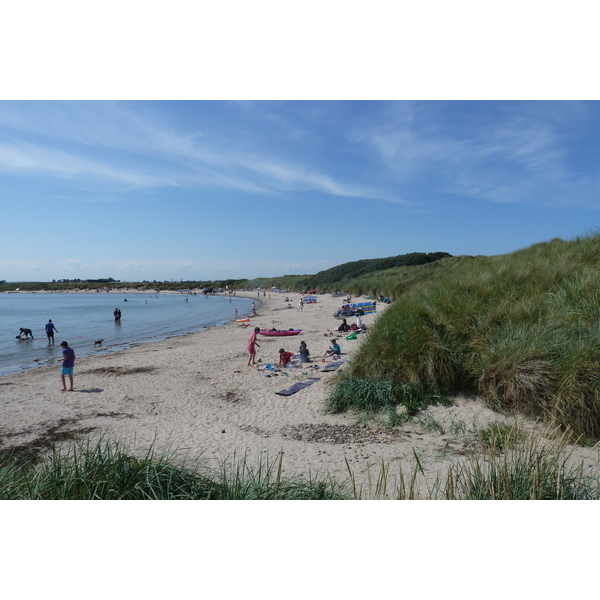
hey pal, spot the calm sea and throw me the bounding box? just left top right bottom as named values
left=0, top=292, right=253, bottom=377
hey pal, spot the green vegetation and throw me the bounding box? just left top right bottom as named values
left=443, top=428, right=598, bottom=500
left=0, top=440, right=347, bottom=500
left=305, top=252, right=451, bottom=289
left=325, top=376, right=451, bottom=423
left=334, top=233, right=600, bottom=440
left=359, top=426, right=600, bottom=500
left=2, top=429, right=598, bottom=500
left=242, top=252, right=452, bottom=293
left=477, top=422, right=520, bottom=450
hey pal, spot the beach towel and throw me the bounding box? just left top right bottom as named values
left=275, top=378, right=320, bottom=396
left=321, top=362, right=343, bottom=372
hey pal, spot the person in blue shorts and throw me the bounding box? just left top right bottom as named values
left=59, top=341, right=76, bottom=391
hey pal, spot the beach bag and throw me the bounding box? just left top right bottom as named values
left=345, top=332, right=357, bottom=340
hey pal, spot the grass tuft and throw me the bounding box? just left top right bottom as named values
left=0, top=440, right=348, bottom=500
left=326, top=376, right=450, bottom=419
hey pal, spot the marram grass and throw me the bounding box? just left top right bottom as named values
left=0, top=440, right=347, bottom=500
left=325, top=375, right=451, bottom=417
left=341, top=233, right=600, bottom=440
left=345, top=425, right=600, bottom=500
left=1, top=429, right=599, bottom=499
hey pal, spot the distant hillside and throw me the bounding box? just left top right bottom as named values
left=305, top=252, right=452, bottom=288
left=242, top=251, right=453, bottom=294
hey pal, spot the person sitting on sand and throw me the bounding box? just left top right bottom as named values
left=278, top=348, right=295, bottom=368
left=337, top=318, right=350, bottom=332
left=17, top=327, right=34, bottom=339
left=323, top=340, right=341, bottom=359
left=299, top=341, right=310, bottom=363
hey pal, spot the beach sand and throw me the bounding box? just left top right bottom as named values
left=2, top=292, right=598, bottom=498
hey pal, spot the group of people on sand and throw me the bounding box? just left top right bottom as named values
left=335, top=314, right=364, bottom=333
left=247, top=327, right=342, bottom=367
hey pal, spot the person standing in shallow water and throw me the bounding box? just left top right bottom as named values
left=59, top=341, right=76, bottom=391
left=45, top=319, right=58, bottom=344
left=247, top=327, right=260, bottom=366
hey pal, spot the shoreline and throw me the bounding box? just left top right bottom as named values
left=3, top=291, right=597, bottom=496
left=0, top=291, right=258, bottom=378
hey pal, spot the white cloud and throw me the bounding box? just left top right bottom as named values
left=351, top=102, right=599, bottom=207
left=0, top=140, right=178, bottom=190
left=0, top=101, right=400, bottom=203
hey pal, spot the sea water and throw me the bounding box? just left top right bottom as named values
left=0, top=292, right=254, bottom=377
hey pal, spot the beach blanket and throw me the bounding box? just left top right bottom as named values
left=275, top=378, right=320, bottom=396
left=321, top=362, right=343, bottom=372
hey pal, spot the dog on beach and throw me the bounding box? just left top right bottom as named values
left=94, top=339, right=104, bottom=346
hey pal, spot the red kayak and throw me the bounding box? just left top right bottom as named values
left=259, top=329, right=302, bottom=337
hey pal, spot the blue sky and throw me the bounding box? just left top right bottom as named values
left=1, top=100, right=598, bottom=282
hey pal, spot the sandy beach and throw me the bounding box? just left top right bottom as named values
left=2, top=291, right=599, bottom=498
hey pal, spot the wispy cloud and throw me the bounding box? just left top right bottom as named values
left=0, top=101, right=398, bottom=202
left=351, top=101, right=600, bottom=207
left=2, top=101, right=598, bottom=209
left=0, top=140, right=177, bottom=190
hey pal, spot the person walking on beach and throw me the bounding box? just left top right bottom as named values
left=247, top=327, right=261, bottom=366
left=298, top=298, right=304, bottom=312
left=45, top=319, right=58, bottom=344
left=58, top=341, right=76, bottom=391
